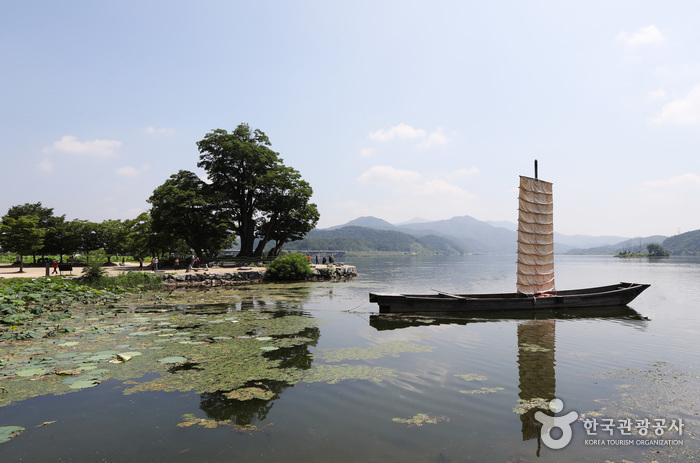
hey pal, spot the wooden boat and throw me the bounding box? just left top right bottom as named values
left=369, top=162, right=650, bottom=313
left=369, top=282, right=650, bottom=313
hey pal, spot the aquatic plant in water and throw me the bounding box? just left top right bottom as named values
left=302, top=364, right=397, bottom=384
left=512, top=398, right=550, bottom=415
left=317, top=340, right=433, bottom=362
left=0, top=426, right=24, bottom=443
left=392, top=414, right=450, bottom=427
left=177, top=413, right=272, bottom=434
left=460, top=387, right=504, bottom=395
left=454, top=373, right=487, bottom=381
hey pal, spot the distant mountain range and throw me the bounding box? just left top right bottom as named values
left=286, top=215, right=681, bottom=255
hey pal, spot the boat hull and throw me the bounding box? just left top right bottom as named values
left=369, top=282, right=650, bottom=313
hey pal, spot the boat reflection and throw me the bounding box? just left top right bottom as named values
left=370, top=306, right=649, bottom=455
left=369, top=305, right=649, bottom=331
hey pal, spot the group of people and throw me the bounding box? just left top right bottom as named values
left=131, top=255, right=200, bottom=272
left=309, top=254, right=335, bottom=265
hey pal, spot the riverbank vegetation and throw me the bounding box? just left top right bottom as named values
left=0, top=124, right=319, bottom=267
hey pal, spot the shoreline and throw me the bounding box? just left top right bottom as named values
left=0, top=262, right=357, bottom=283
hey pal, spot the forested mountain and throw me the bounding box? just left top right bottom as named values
left=285, top=226, right=464, bottom=254
left=290, top=215, right=698, bottom=256
left=564, top=236, right=668, bottom=255
left=662, top=230, right=700, bottom=255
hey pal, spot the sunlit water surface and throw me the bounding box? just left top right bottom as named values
left=2, top=255, right=699, bottom=462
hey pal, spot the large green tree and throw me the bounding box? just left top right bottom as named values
left=0, top=216, right=46, bottom=272
left=4, top=202, right=60, bottom=263
left=196, top=123, right=318, bottom=257
left=149, top=170, right=233, bottom=259
left=122, top=212, right=165, bottom=259
left=253, top=165, right=319, bottom=257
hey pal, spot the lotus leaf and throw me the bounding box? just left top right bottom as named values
left=0, top=425, right=25, bottom=443
left=15, top=367, right=48, bottom=377
left=158, top=356, right=187, bottom=364
left=68, top=379, right=100, bottom=389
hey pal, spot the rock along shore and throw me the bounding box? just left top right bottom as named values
left=161, top=264, right=358, bottom=287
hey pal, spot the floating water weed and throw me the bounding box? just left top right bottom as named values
left=392, top=414, right=450, bottom=427
left=317, top=341, right=433, bottom=362
left=455, top=373, right=487, bottom=381
left=513, top=398, right=550, bottom=415
left=177, top=413, right=272, bottom=434
left=460, top=387, right=504, bottom=395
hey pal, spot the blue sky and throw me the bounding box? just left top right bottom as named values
left=2, top=1, right=699, bottom=238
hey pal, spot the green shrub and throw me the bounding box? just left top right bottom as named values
left=96, top=272, right=163, bottom=291
left=79, top=250, right=107, bottom=283
left=266, top=254, right=313, bottom=281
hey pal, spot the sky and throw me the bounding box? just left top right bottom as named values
left=2, top=1, right=700, bottom=238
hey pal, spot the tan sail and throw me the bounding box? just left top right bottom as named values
left=517, top=176, right=555, bottom=294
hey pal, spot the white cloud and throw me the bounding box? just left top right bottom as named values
left=616, top=25, right=665, bottom=46
left=414, top=179, right=475, bottom=199
left=360, top=147, right=375, bottom=157
left=145, top=126, right=175, bottom=136
left=453, top=167, right=480, bottom=177
left=116, top=164, right=150, bottom=178
left=648, top=88, right=667, bottom=100
left=368, top=123, right=451, bottom=150
left=641, top=173, right=700, bottom=189
left=649, top=84, right=700, bottom=126
left=36, top=158, right=54, bottom=173
left=43, top=135, right=122, bottom=158
left=368, top=123, right=426, bottom=141
left=416, top=128, right=450, bottom=149
left=357, top=165, right=422, bottom=185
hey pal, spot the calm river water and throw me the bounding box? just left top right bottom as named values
left=1, top=255, right=699, bottom=462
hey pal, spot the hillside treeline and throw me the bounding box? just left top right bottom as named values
left=285, top=226, right=464, bottom=255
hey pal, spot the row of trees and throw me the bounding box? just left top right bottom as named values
left=0, top=123, right=320, bottom=270
left=0, top=202, right=176, bottom=272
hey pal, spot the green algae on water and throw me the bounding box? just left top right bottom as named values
left=301, top=364, right=397, bottom=384
left=392, top=413, right=450, bottom=427
left=317, top=341, right=433, bottom=362
left=455, top=373, right=487, bottom=382
left=460, top=387, right=504, bottom=395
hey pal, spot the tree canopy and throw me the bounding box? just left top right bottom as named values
left=196, top=123, right=318, bottom=257
left=0, top=216, right=46, bottom=272
left=149, top=170, right=234, bottom=259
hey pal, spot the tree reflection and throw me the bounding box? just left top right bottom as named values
left=198, top=325, right=320, bottom=425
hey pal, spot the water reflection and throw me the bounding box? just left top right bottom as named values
left=198, top=325, right=320, bottom=425
left=368, top=306, right=648, bottom=331
left=517, top=320, right=556, bottom=451
left=369, top=307, right=649, bottom=454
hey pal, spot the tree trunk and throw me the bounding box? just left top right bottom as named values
left=253, top=216, right=278, bottom=258
left=237, top=219, right=256, bottom=257
left=18, top=254, right=25, bottom=273
left=253, top=239, right=268, bottom=258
